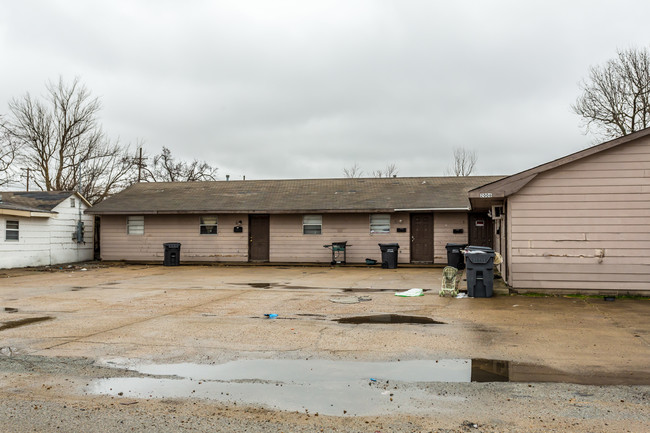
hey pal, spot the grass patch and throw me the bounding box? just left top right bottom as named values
left=518, top=292, right=554, bottom=298
left=564, top=294, right=650, bottom=300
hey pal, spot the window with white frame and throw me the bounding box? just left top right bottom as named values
left=370, top=214, right=390, bottom=233
left=127, top=216, right=144, bottom=235
left=303, top=215, right=322, bottom=234
left=5, top=220, right=19, bottom=241
left=200, top=216, right=218, bottom=234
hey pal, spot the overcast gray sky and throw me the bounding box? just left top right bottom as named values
left=2, top=0, right=649, bottom=181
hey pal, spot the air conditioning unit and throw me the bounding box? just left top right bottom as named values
left=491, top=205, right=504, bottom=220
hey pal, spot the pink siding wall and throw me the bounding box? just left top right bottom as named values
left=100, top=211, right=470, bottom=264
left=269, top=213, right=410, bottom=263
left=100, top=214, right=249, bottom=262
left=508, top=137, right=650, bottom=293
left=433, top=212, right=468, bottom=264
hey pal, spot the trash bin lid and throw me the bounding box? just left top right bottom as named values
left=465, top=245, right=493, bottom=252
left=378, top=243, right=400, bottom=249
left=163, top=242, right=182, bottom=248
left=446, top=243, right=468, bottom=248
left=465, top=251, right=495, bottom=264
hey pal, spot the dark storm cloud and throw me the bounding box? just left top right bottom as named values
left=1, top=1, right=649, bottom=182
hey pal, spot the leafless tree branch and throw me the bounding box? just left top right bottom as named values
left=140, top=147, right=218, bottom=182
left=572, top=47, right=650, bottom=140
left=0, top=119, right=18, bottom=186
left=445, top=147, right=477, bottom=176
left=0, top=76, right=133, bottom=203
left=343, top=162, right=364, bottom=178
left=372, top=163, right=399, bottom=178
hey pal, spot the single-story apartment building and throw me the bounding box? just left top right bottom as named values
left=469, top=128, right=650, bottom=295
left=85, top=126, right=649, bottom=295
left=0, top=191, right=94, bottom=269
left=87, top=176, right=503, bottom=265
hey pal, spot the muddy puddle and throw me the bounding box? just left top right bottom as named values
left=342, top=288, right=431, bottom=293
left=237, top=283, right=402, bottom=292
left=0, top=316, right=53, bottom=331
left=335, top=314, right=444, bottom=324
left=88, top=358, right=648, bottom=415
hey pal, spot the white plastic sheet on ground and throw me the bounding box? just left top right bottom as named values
left=394, top=288, right=424, bottom=297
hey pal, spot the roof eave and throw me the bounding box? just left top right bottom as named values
left=468, top=128, right=650, bottom=197
left=88, top=208, right=408, bottom=215
left=0, top=208, right=55, bottom=218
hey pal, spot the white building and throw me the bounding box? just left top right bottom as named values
left=0, top=191, right=94, bottom=269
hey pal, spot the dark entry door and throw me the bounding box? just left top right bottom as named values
left=249, top=215, right=270, bottom=262
left=410, top=213, right=434, bottom=263
left=468, top=213, right=493, bottom=247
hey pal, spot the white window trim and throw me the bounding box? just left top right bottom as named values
left=370, top=214, right=390, bottom=234
left=5, top=220, right=19, bottom=241
left=127, top=216, right=144, bottom=235
left=303, top=215, right=322, bottom=235
left=200, top=216, right=218, bottom=235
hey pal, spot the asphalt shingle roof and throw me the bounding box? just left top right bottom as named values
left=88, top=176, right=504, bottom=214
left=0, top=191, right=75, bottom=213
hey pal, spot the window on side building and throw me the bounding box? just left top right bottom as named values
left=370, top=214, right=390, bottom=233
left=303, top=215, right=322, bottom=234
left=200, top=216, right=218, bottom=234
left=127, top=216, right=144, bottom=235
left=5, top=220, right=19, bottom=241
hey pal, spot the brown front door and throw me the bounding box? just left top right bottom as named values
left=468, top=213, right=493, bottom=247
left=410, top=213, right=434, bottom=263
left=249, top=215, right=270, bottom=262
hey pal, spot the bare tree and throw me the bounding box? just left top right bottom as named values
left=445, top=147, right=477, bottom=176
left=0, top=123, right=18, bottom=187
left=0, top=77, right=133, bottom=203
left=572, top=47, right=650, bottom=140
left=140, top=147, right=218, bottom=182
left=343, top=162, right=364, bottom=178
left=372, top=163, right=399, bottom=178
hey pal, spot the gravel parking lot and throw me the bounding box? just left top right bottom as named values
left=0, top=263, right=648, bottom=432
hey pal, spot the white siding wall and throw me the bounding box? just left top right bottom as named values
left=0, top=196, right=94, bottom=269
left=508, top=137, right=650, bottom=293
left=51, top=198, right=95, bottom=264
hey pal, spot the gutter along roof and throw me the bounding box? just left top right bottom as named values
left=88, top=176, right=504, bottom=215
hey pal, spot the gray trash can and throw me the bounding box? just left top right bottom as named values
left=464, top=246, right=495, bottom=298
left=445, top=243, right=468, bottom=270
left=163, top=242, right=181, bottom=266
left=378, top=243, right=400, bottom=269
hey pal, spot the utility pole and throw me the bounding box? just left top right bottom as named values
left=137, top=147, right=142, bottom=182
left=21, top=167, right=30, bottom=191
left=135, top=147, right=145, bottom=182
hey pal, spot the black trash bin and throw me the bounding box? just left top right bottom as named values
left=445, top=243, right=468, bottom=270
left=378, top=243, right=400, bottom=269
left=464, top=246, right=495, bottom=298
left=163, top=242, right=181, bottom=266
